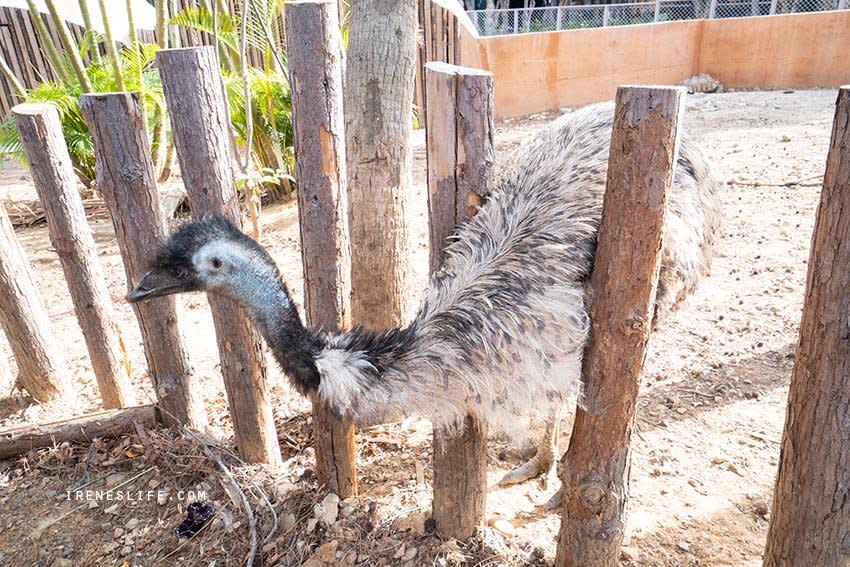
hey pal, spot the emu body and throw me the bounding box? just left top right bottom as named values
left=128, top=102, right=719, bottom=436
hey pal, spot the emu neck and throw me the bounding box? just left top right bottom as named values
left=226, top=260, right=324, bottom=394
left=224, top=250, right=415, bottom=407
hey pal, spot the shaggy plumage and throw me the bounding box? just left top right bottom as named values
left=128, top=102, right=719, bottom=435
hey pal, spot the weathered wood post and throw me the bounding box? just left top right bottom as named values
left=79, top=92, right=208, bottom=429
left=0, top=207, right=73, bottom=403
left=425, top=61, right=494, bottom=540
left=286, top=0, right=358, bottom=497
left=555, top=85, right=684, bottom=567
left=156, top=47, right=281, bottom=466
left=763, top=86, right=850, bottom=567
left=13, top=103, right=135, bottom=410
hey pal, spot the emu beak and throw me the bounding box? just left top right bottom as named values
left=127, top=269, right=194, bottom=303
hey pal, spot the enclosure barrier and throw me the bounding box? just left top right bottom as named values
left=467, top=0, right=849, bottom=36
left=286, top=0, right=358, bottom=498
left=0, top=1, right=279, bottom=117
left=79, top=92, right=208, bottom=430
left=556, top=85, right=683, bottom=566
left=12, top=103, right=135, bottom=410
left=157, top=46, right=281, bottom=467
left=0, top=206, right=72, bottom=403
left=425, top=61, right=494, bottom=539
left=763, top=86, right=850, bottom=565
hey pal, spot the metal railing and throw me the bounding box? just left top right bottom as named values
left=467, top=0, right=848, bottom=35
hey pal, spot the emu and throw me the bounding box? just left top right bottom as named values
left=128, top=102, right=719, bottom=488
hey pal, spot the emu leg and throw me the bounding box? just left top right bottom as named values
left=544, top=484, right=564, bottom=511
left=498, top=412, right=561, bottom=488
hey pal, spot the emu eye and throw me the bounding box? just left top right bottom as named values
left=211, top=257, right=222, bottom=269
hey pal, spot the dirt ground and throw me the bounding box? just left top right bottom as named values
left=0, top=88, right=838, bottom=566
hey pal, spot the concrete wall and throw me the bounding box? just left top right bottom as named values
left=457, top=11, right=850, bottom=118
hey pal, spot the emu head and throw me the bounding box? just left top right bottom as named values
left=127, top=215, right=282, bottom=305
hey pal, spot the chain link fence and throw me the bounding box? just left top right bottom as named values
left=468, top=0, right=848, bottom=35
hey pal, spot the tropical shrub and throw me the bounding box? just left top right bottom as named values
left=0, top=42, right=164, bottom=189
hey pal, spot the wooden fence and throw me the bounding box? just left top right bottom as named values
left=2, top=0, right=848, bottom=563
left=0, top=1, right=278, bottom=118
left=1, top=0, right=463, bottom=121
left=415, top=0, right=464, bottom=125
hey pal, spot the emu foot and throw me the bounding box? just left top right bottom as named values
left=497, top=451, right=555, bottom=487
left=543, top=485, right=564, bottom=511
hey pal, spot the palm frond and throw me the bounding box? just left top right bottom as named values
left=78, top=30, right=105, bottom=63
left=121, top=42, right=160, bottom=91
left=171, top=6, right=240, bottom=54
left=0, top=118, right=25, bottom=162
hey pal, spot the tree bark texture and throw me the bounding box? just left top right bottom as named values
left=555, top=86, right=685, bottom=567
left=12, top=103, right=135, bottom=410
left=79, top=92, right=208, bottom=430
left=0, top=206, right=73, bottom=403
left=763, top=86, right=850, bottom=567
left=286, top=0, right=358, bottom=497
left=0, top=405, right=157, bottom=459
left=425, top=61, right=494, bottom=540
left=344, top=0, right=419, bottom=330
left=157, top=47, right=281, bottom=466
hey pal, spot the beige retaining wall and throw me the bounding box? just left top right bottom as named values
left=454, top=10, right=850, bottom=118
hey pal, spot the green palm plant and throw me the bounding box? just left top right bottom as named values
left=174, top=0, right=295, bottom=202
left=225, top=68, right=294, bottom=190
left=0, top=43, right=164, bottom=189
left=171, top=0, right=287, bottom=73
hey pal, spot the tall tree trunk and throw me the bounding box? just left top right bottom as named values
left=763, top=87, right=850, bottom=567
left=344, top=0, right=418, bottom=331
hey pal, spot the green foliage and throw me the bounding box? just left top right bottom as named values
left=4, top=0, right=296, bottom=203
left=172, top=1, right=288, bottom=72
left=224, top=67, right=295, bottom=197
left=170, top=6, right=241, bottom=61
left=0, top=43, right=163, bottom=188
left=175, top=1, right=295, bottom=196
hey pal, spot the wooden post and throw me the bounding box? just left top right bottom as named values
left=763, top=87, right=850, bottom=567
left=425, top=62, right=494, bottom=540
left=12, top=103, right=135, bottom=410
left=79, top=92, right=208, bottom=430
left=0, top=207, right=73, bottom=403
left=156, top=47, right=281, bottom=466
left=554, top=86, right=684, bottom=567
left=286, top=0, right=357, bottom=497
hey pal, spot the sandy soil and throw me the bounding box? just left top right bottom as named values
left=0, top=88, right=838, bottom=566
